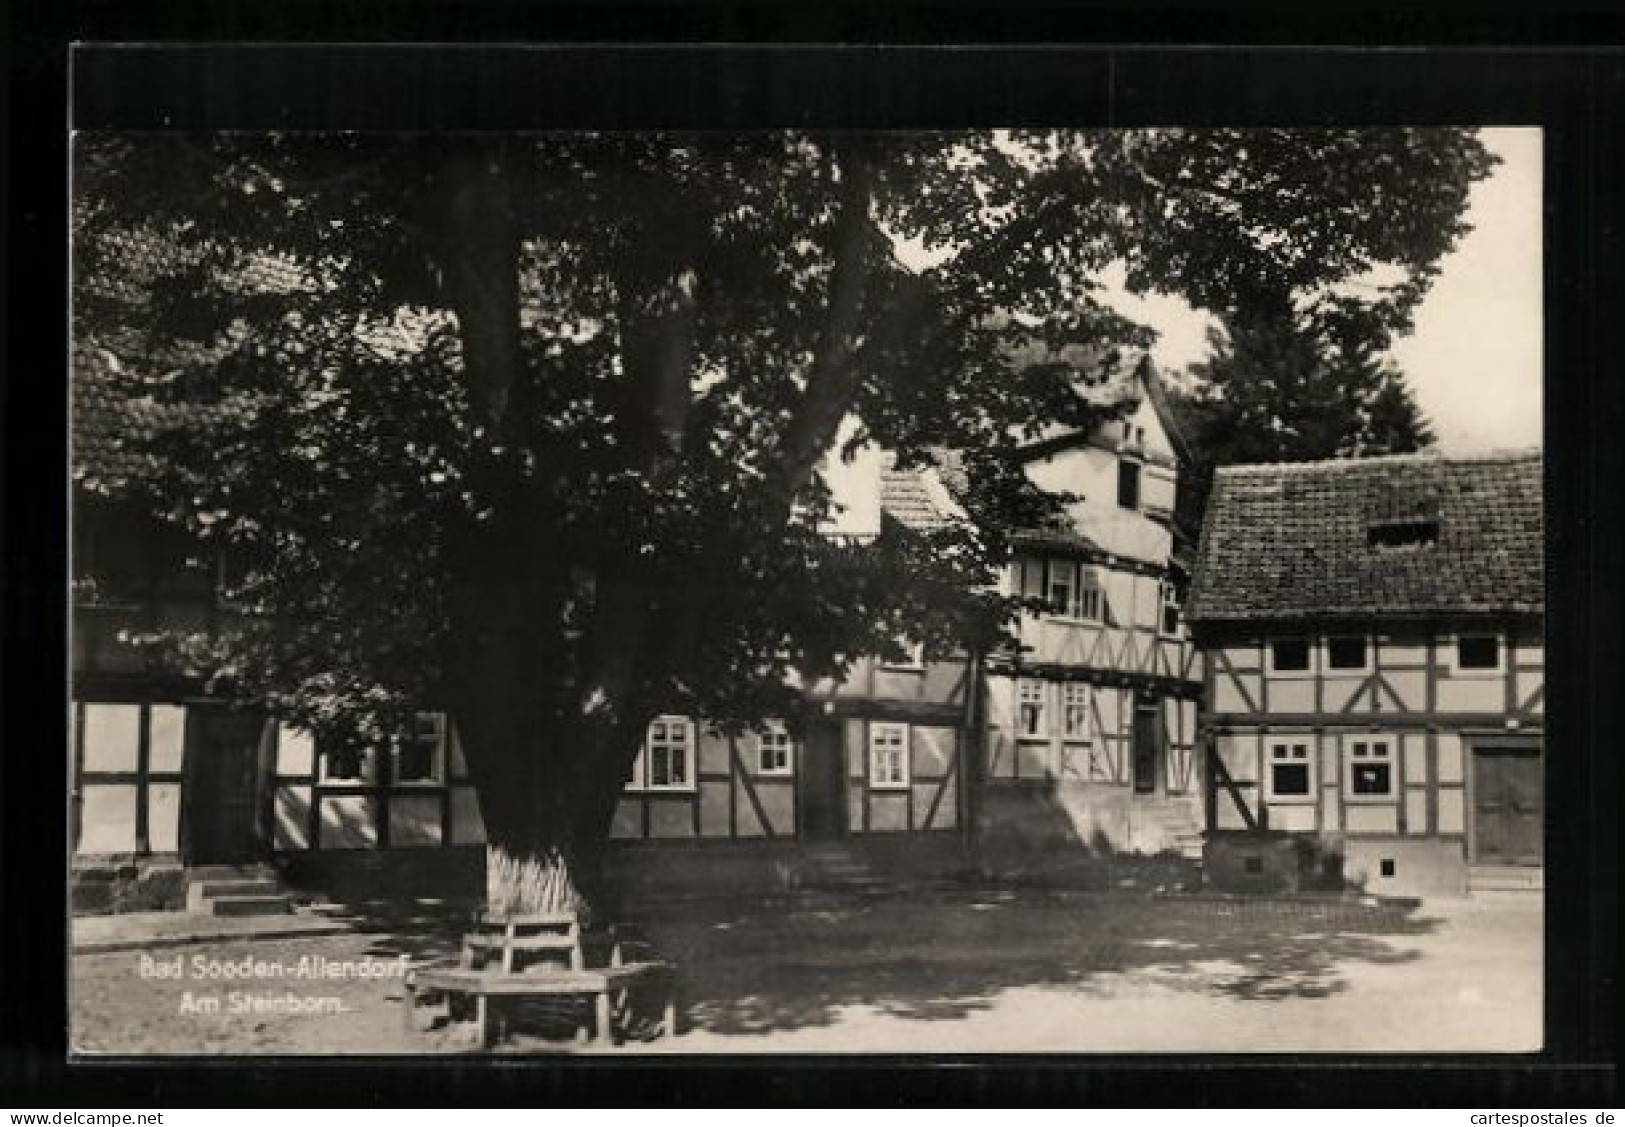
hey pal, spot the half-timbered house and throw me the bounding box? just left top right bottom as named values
left=976, top=358, right=1206, bottom=862
left=71, top=345, right=977, bottom=907
left=1186, top=450, right=1544, bottom=897
left=70, top=231, right=1196, bottom=909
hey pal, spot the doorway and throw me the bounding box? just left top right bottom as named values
left=184, top=709, right=266, bottom=864
left=1471, top=744, right=1542, bottom=866
left=798, top=721, right=848, bottom=840
left=1132, top=702, right=1162, bottom=795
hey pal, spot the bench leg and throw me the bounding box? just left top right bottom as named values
left=475, top=994, right=493, bottom=1049
left=594, top=989, right=612, bottom=1046
left=402, top=981, right=418, bottom=1035
left=662, top=979, right=679, bottom=1039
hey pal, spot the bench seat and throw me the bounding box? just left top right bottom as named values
left=404, top=961, right=676, bottom=1047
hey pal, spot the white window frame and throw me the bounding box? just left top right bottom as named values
left=1047, top=564, right=1075, bottom=619
left=1016, top=679, right=1048, bottom=740
left=757, top=722, right=794, bottom=776
left=1264, top=739, right=1317, bottom=804
left=1157, top=579, right=1182, bottom=638
left=1325, top=634, right=1373, bottom=675
left=1041, top=560, right=1106, bottom=623
left=1266, top=637, right=1317, bottom=678
left=317, top=738, right=376, bottom=787
left=1061, top=683, right=1093, bottom=741
left=1076, top=566, right=1104, bottom=623
left=627, top=715, right=697, bottom=793
left=1117, top=457, right=1143, bottom=510
left=868, top=722, right=910, bottom=791
left=1448, top=631, right=1504, bottom=676
left=389, top=712, right=447, bottom=787
left=1343, top=735, right=1398, bottom=803
left=879, top=639, right=926, bottom=671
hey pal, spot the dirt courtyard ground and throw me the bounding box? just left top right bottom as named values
left=71, top=888, right=1541, bottom=1055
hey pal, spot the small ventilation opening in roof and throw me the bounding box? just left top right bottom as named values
left=1367, top=519, right=1439, bottom=551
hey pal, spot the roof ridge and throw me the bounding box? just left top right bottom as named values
left=1215, top=447, right=1542, bottom=477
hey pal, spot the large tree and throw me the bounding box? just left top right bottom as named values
left=72, top=129, right=1494, bottom=914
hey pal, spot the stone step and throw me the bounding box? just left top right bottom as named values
left=186, top=877, right=283, bottom=912
left=194, top=878, right=281, bottom=898
left=188, top=864, right=278, bottom=882
left=206, top=893, right=294, bottom=917
left=1469, top=865, right=1543, bottom=892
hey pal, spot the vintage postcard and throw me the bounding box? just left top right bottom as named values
left=68, top=104, right=1544, bottom=1055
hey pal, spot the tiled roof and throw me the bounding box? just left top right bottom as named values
left=1187, top=450, right=1543, bottom=623
left=1007, top=526, right=1103, bottom=555
left=879, top=459, right=961, bottom=532
left=72, top=226, right=446, bottom=488
left=72, top=341, right=254, bottom=489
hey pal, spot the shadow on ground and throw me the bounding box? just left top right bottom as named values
left=662, top=891, right=1438, bottom=1037
left=307, top=885, right=1439, bottom=1044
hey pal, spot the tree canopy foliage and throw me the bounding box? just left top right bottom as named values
left=73, top=128, right=1495, bottom=908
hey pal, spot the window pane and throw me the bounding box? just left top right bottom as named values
left=396, top=740, right=437, bottom=782
left=1118, top=460, right=1141, bottom=509
left=1020, top=557, right=1045, bottom=599
left=1079, top=588, right=1097, bottom=620
left=1458, top=635, right=1499, bottom=669
left=1351, top=762, right=1392, bottom=795
left=1162, top=603, right=1180, bottom=635
left=1271, top=639, right=1311, bottom=671
left=1272, top=763, right=1311, bottom=796
left=1328, top=636, right=1367, bottom=669
left=322, top=743, right=370, bottom=782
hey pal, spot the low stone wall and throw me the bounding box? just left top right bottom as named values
left=1204, top=830, right=1467, bottom=898
left=71, top=856, right=188, bottom=915
left=1342, top=838, right=1468, bottom=899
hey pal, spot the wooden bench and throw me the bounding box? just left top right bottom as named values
left=403, top=911, right=677, bottom=1048
left=403, top=962, right=677, bottom=1048
left=460, top=911, right=587, bottom=973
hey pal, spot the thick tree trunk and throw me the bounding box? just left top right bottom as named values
left=428, top=144, right=686, bottom=925
left=458, top=705, right=644, bottom=923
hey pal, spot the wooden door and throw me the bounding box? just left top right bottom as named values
left=798, top=722, right=848, bottom=840
left=185, top=710, right=265, bottom=864
left=1472, top=746, right=1542, bottom=865
left=1132, top=703, right=1161, bottom=795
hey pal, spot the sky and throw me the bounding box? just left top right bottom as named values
left=1109, top=128, right=1544, bottom=454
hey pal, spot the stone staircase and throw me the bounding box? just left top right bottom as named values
left=186, top=864, right=294, bottom=917
left=1132, top=798, right=1206, bottom=860
left=795, top=843, right=909, bottom=895
left=1469, top=864, right=1544, bottom=893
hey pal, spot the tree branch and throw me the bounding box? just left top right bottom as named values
left=436, top=144, right=522, bottom=435
left=775, top=147, right=879, bottom=497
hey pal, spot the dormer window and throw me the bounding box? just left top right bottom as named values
left=1117, top=459, right=1142, bottom=510
left=1367, top=480, right=1440, bottom=550
left=1367, top=518, right=1439, bottom=551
